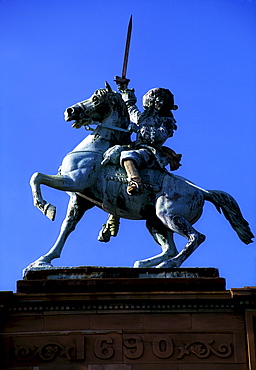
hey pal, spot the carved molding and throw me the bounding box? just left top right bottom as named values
left=15, top=342, right=73, bottom=361
left=10, top=333, right=234, bottom=365
left=177, top=340, right=232, bottom=359
left=7, top=300, right=239, bottom=314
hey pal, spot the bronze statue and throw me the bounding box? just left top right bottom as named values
left=24, top=17, right=253, bottom=276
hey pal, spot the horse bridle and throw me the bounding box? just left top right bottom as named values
left=78, top=91, right=131, bottom=133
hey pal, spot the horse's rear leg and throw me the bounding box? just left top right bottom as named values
left=134, top=216, right=178, bottom=268
left=156, top=205, right=205, bottom=268
left=24, top=194, right=93, bottom=275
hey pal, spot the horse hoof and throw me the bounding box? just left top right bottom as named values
left=44, top=204, right=56, bottom=221
left=23, top=260, right=54, bottom=278
left=156, top=259, right=179, bottom=268
left=133, top=261, right=144, bottom=268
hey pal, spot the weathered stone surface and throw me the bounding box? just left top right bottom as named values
left=1, top=269, right=255, bottom=369
left=23, top=266, right=220, bottom=279
left=18, top=267, right=225, bottom=294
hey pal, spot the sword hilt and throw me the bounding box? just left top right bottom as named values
left=114, top=76, right=130, bottom=92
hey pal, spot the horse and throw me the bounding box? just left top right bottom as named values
left=26, top=82, right=254, bottom=275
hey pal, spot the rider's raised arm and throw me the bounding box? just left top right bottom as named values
left=121, top=89, right=141, bottom=127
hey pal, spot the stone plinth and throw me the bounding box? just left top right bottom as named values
left=18, top=266, right=225, bottom=293
left=1, top=267, right=256, bottom=370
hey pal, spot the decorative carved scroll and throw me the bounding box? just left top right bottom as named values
left=15, top=342, right=72, bottom=361
left=177, top=340, right=232, bottom=359
left=11, top=334, right=234, bottom=365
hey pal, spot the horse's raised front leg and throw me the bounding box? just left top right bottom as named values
left=155, top=195, right=206, bottom=268
left=134, top=216, right=178, bottom=268
left=30, top=172, right=86, bottom=220
left=24, top=193, right=94, bottom=276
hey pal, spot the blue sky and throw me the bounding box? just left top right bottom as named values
left=0, top=0, right=255, bottom=291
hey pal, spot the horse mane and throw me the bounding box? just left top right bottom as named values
left=95, top=88, right=130, bottom=129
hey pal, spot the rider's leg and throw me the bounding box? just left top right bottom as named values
left=123, top=159, right=144, bottom=195
left=120, top=149, right=153, bottom=196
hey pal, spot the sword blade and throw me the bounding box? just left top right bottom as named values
left=121, top=15, right=132, bottom=79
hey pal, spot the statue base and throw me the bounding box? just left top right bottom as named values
left=1, top=266, right=256, bottom=369
left=18, top=266, right=225, bottom=293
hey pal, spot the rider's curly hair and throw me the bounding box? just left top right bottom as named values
left=142, top=88, right=178, bottom=111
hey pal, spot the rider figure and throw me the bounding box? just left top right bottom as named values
left=98, top=81, right=181, bottom=242
left=117, top=84, right=180, bottom=195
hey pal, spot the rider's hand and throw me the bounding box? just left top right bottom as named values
left=121, top=88, right=137, bottom=105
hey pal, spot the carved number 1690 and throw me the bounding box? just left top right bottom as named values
left=94, top=335, right=174, bottom=360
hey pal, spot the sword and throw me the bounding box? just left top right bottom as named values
left=114, top=15, right=132, bottom=89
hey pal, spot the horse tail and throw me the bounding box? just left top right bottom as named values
left=204, top=190, right=254, bottom=245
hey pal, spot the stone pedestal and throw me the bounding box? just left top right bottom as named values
left=0, top=267, right=255, bottom=369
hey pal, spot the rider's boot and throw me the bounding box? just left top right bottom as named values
left=123, top=160, right=144, bottom=195
left=98, top=214, right=120, bottom=242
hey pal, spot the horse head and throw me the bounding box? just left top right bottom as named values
left=64, top=82, right=129, bottom=131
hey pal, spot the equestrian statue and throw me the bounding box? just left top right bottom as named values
left=25, top=17, right=253, bottom=275
left=26, top=80, right=253, bottom=273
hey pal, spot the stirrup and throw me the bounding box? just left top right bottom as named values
left=127, top=180, right=144, bottom=196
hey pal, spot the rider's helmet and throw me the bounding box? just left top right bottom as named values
left=142, top=88, right=178, bottom=111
